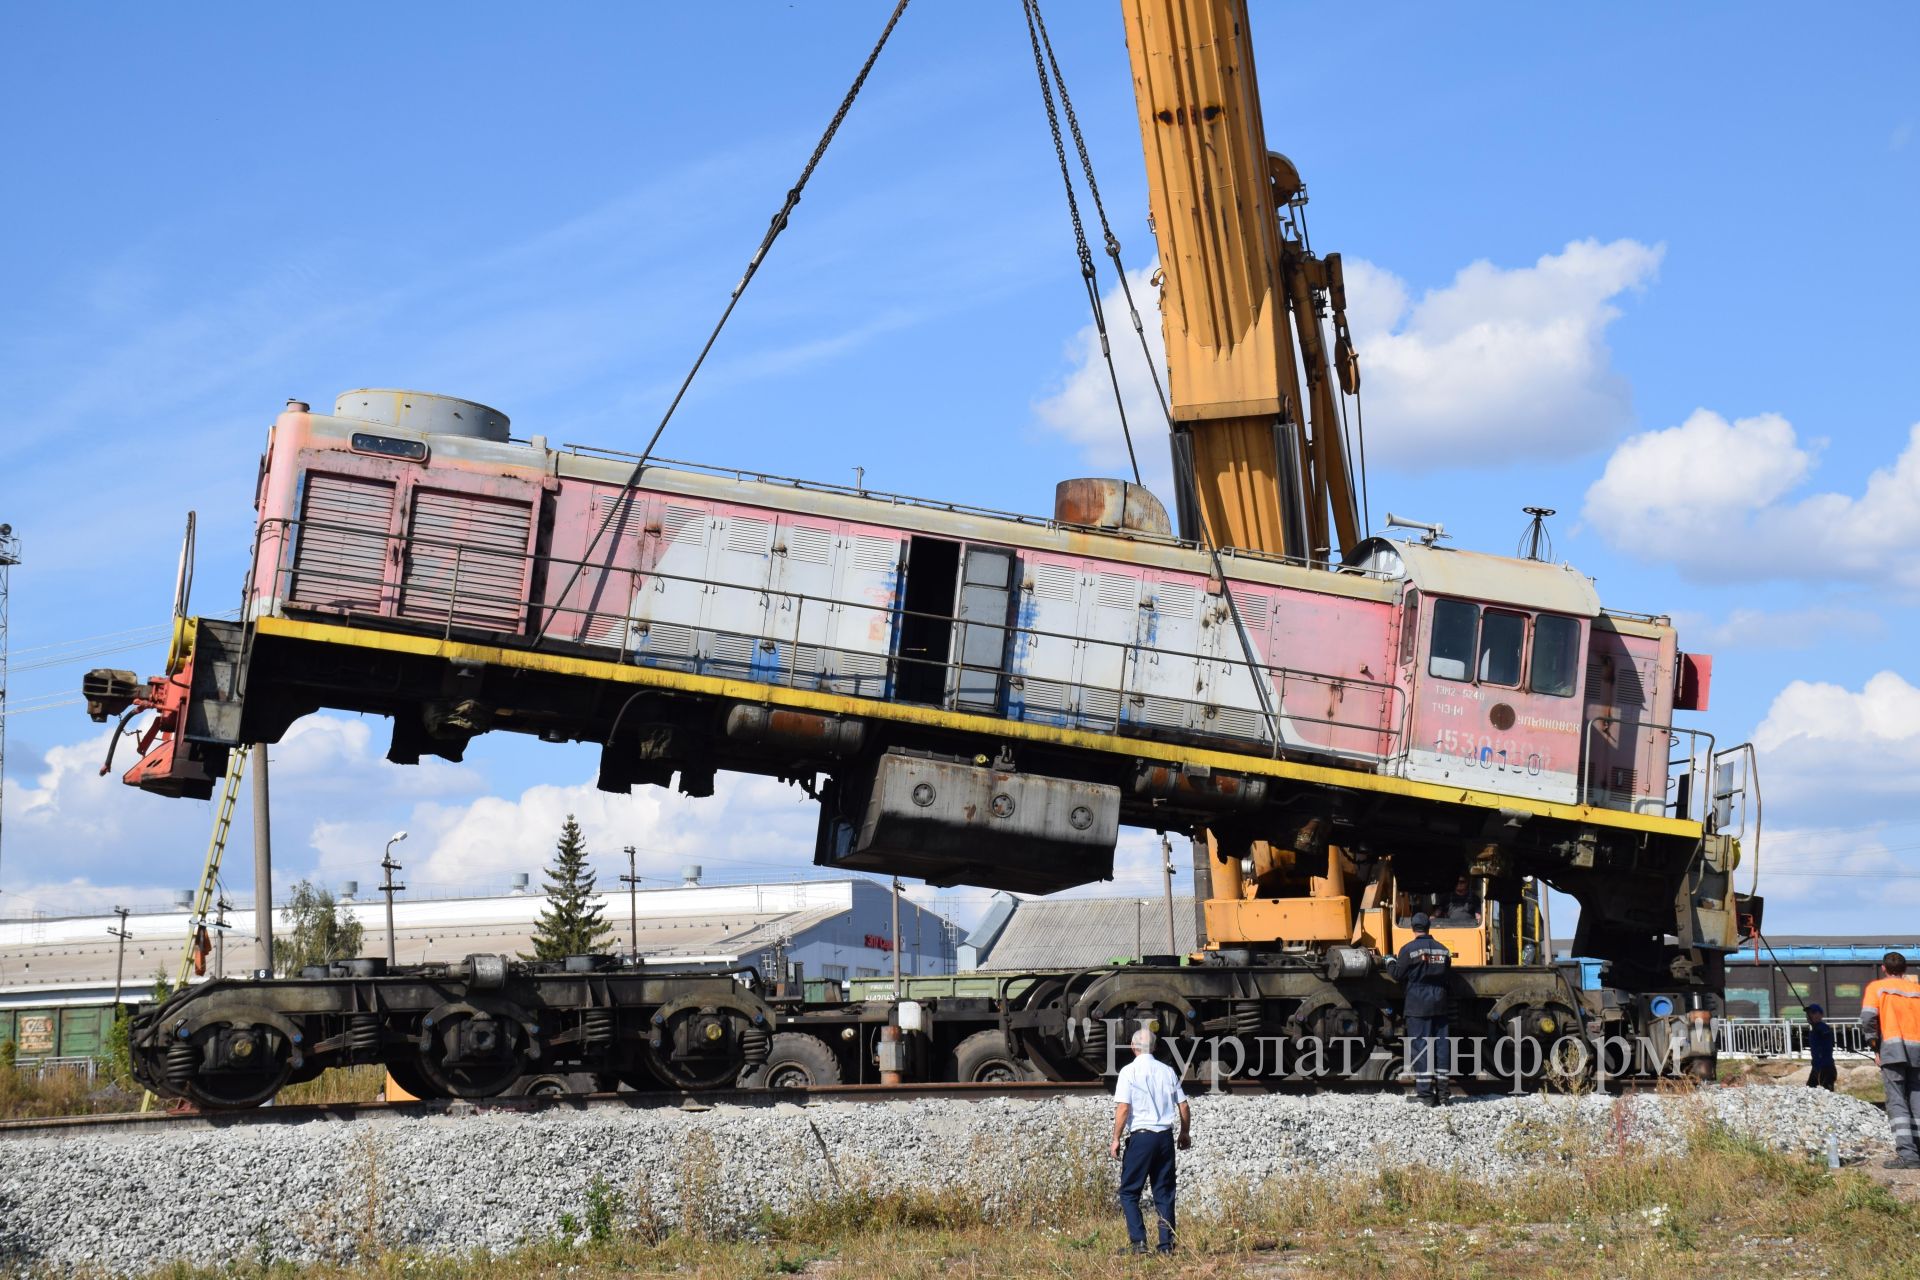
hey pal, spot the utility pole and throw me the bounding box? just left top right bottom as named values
left=213, top=895, right=231, bottom=979
left=252, top=745, right=273, bottom=975
left=108, top=906, right=132, bottom=1008
left=0, top=523, right=19, bottom=888
left=381, top=831, right=408, bottom=966
left=1135, top=899, right=1144, bottom=960
left=620, top=845, right=641, bottom=957
left=1161, top=834, right=1178, bottom=954
left=890, top=876, right=902, bottom=999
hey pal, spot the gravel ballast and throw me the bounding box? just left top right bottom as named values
left=0, top=1086, right=1890, bottom=1273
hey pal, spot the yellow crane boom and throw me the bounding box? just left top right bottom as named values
left=1119, top=0, right=1361, bottom=562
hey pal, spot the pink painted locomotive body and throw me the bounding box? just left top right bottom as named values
left=244, top=391, right=1702, bottom=826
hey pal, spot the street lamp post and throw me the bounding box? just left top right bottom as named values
left=381, top=832, right=408, bottom=966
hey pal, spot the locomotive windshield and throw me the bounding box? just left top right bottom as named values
left=1426, top=598, right=1583, bottom=698
left=1530, top=615, right=1580, bottom=697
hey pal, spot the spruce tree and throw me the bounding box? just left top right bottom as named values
left=526, top=814, right=613, bottom=960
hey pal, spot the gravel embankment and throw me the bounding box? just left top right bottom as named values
left=0, top=1086, right=1889, bottom=1273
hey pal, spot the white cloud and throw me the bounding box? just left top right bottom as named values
left=1350, top=239, right=1662, bottom=463
left=1752, top=671, right=1920, bottom=822
left=1585, top=413, right=1920, bottom=585
left=1750, top=826, right=1920, bottom=928
left=1034, top=239, right=1661, bottom=488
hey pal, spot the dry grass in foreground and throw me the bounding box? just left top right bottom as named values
left=111, top=1116, right=1919, bottom=1280
left=0, top=1065, right=135, bottom=1119
left=274, top=1065, right=388, bottom=1107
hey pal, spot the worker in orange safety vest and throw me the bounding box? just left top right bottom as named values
left=1860, top=950, right=1920, bottom=1169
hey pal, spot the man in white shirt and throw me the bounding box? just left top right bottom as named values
left=1108, top=1028, right=1192, bottom=1254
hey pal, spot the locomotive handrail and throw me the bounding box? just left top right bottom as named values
left=247, top=512, right=1412, bottom=762
left=1580, top=715, right=1715, bottom=822
left=545, top=448, right=1400, bottom=581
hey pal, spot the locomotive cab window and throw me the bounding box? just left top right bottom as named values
left=1477, top=609, right=1525, bottom=687
left=1530, top=614, right=1580, bottom=697
left=1428, top=598, right=1477, bottom=681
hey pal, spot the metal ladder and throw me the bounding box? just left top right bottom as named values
left=171, top=744, right=250, bottom=990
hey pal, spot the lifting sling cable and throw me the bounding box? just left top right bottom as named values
left=1023, top=0, right=1280, bottom=750
left=535, top=0, right=913, bottom=646
left=1019, top=0, right=1140, bottom=486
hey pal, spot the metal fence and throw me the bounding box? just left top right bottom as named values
left=12, top=1055, right=100, bottom=1083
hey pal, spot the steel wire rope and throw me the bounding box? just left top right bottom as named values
left=1020, top=0, right=1281, bottom=749
left=1018, top=0, right=1140, bottom=486
left=1026, top=1, right=1174, bottom=430
left=534, top=0, right=913, bottom=646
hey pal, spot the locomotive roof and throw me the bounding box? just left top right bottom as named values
left=1349, top=538, right=1602, bottom=618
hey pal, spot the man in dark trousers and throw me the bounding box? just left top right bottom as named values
left=1805, top=1004, right=1837, bottom=1090
left=1109, top=1028, right=1191, bottom=1254
left=1390, top=911, right=1452, bottom=1105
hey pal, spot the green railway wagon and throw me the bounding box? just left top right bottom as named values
left=0, top=1004, right=121, bottom=1061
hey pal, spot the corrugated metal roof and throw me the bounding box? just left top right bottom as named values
left=1350, top=538, right=1601, bottom=617
left=973, top=895, right=1199, bottom=971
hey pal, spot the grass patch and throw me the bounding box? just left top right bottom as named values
left=0, top=1063, right=135, bottom=1119
left=275, top=1065, right=388, bottom=1107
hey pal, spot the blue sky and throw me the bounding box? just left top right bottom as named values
left=2, top=3, right=1917, bottom=937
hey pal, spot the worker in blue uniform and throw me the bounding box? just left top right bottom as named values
left=1805, top=1003, right=1837, bottom=1090
left=1389, top=911, right=1452, bottom=1106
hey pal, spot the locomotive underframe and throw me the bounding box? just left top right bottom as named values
left=168, top=615, right=1729, bottom=988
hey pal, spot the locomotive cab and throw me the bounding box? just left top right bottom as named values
left=1353, top=537, right=1681, bottom=817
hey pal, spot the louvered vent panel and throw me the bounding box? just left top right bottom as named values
left=1154, top=582, right=1198, bottom=618
left=710, top=634, right=757, bottom=669
left=1034, top=564, right=1079, bottom=602
left=787, top=525, right=832, bottom=564
left=1022, top=679, right=1072, bottom=711
left=1235, top=593, right=1271, bottom=630
left=726, top=515, right=772, bottom=555
left=1081, top=688, right=1121, bottom=725
left=291, top=474, right=395, bottom=613
left=1613, top=663, right=1648, bottom=708
left=1213, top=707, right=1265, bottom=742
left=663, top=505, right=707, bottom=545
left=399, top=489, right=533, bottom=633
left=1143, top=696, right=1190, bottom=729
left=639, top=623, right=696, bottom=657
left=852, top=536, right=899, bottom=573
left=1096, top=572, right=1138, bottom=610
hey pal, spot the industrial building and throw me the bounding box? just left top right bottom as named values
left=0, top=875, right=956, bottom=1060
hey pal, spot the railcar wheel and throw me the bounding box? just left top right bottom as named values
left=951, top=1030, right=1039, bottom=1083
left=417, top=1007, right=528, bottom=1099
left=738, top=1032, right=843, bottom=1089
left=386, top=1060, right=444, bottom=1100
left=180, top=1026, right=294, bottom=1110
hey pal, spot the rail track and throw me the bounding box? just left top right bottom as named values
left=0, top=1074, right=1717, bottom=1142
left=0, top=1079, right=1112, bottom=1141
